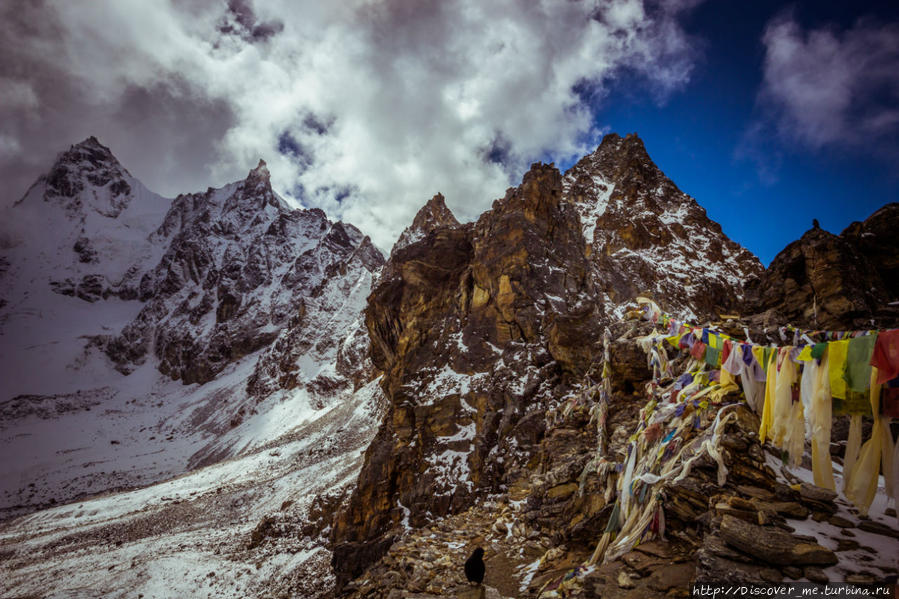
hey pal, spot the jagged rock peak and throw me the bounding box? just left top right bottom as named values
left=568, top=132, right=674, bottom=205
left=570, top=132, right=654, bottom=180
left=841, top=202, right=899, bottom=301
left=415, top=193, right=459, bottom=229
left=248, top=159, right=270, bottom=181
left=75, top=135, right=109, bottom=150
left=331, top=156, right=603, bottom=589
left=562, top=131, right=763, bottom=320
left=391, top=192, right=460, bottom=255
left=597, top=130, right=648, bottom=154
left=52, top=136, right=125, bottom=174
left=231, top=158, right=278, bottom=207
left=27, top=136, right=135, bottom=218
left=72, top=135, right=114, bottom=153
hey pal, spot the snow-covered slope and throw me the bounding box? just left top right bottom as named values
left=0, top=135, right=385, bottom=597
left=0, top=377, right=384, bottom=599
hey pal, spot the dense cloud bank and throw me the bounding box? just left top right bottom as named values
left=0, top=0, right=701, bottom=249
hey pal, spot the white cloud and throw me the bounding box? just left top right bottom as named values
left=0, top=0, right=701, bottom=251
left=0, top=79, right=39, bottom=111
left=757, top=14, right=899, bottom=150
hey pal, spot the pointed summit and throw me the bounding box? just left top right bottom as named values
left=571, top=132, right=657, bottom=190
left=391, top=193, right=459, bottom=255
left=411, top=193, right=459, bottom=230
left=212, top=157, right=286, bottom=216
left=251, top=158, right=268, bottom=174
left=59, top=136, right=123, bottom=172
left=751, top=202, right=899, bottom=329
left=563, top=131, right=762, bottom=319
left=76, top=135, right=106, bottom=148
left=244, top=159, right=271, bottom=188
left=19, top=136, right=137, bottom=218
left=597, top=131, right=646, bottom=150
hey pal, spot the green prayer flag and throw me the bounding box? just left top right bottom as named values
left=844, top=335, right=876, bottom=393
left=811, top=343, right=827, bottom=360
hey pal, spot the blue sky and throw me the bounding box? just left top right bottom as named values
left=578, top=0, right=899, bottom=265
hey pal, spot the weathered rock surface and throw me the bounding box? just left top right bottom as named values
left=718, top=514, right=838, bottom=567
left=391, top=192, right=460, bottom=257
left=749, top=204, right=899, bottom=329
left=328, top=133, right=879, bottom=595
left=563, top=133, right=764, bottom=321
left=331, top=163, right=607, bottom=589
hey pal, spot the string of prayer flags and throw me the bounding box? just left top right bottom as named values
left=631, top=297, right=899, bottom=516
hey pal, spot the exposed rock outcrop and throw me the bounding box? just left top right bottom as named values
left=750, top=203, right=899, bottom=329
left=331, top=163, right=606, bottom=589
left=843, top=203, right=899, bottom=300
left=38, top=136, right=135, bottom=219
left=328, top=134, right=897, bottom=597
left=330, top=135, right=785, bottom=593
left=391, top=192, right=460, bottom=256
left=563, top=133, right=764, bottom=320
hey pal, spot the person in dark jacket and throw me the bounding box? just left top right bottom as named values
left=464, top=547, right=485, bottom=585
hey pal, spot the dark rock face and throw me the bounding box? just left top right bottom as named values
left=247, top=227, right=385, bottom=402
left=563, top=133, right=764, bottom=320
left=330, top=137, right=777, bottom=591
left=331, top=164, right=606, bottom=589
left=844, top=203, right=899, bottom=300
left=391, top=192, right=460, bottom=256
left=330, top=135, right=894, bottom=595
left=750, top=203, right=899, bottom=329
left=104, top=161, right=384, bottom=388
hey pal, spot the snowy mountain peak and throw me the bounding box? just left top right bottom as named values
left=0, top=138, right=171, bottom=304
left=19, top=135, right=138, bottom=222
left=75, top=135, right=107, bottom=150
left=391, top=192, right=460, bottom=255
left=50, top=136, right=127, bottom=188
left=1, top=136, right=386, bottom=532
left=247, top=158, right=270, bottom=183
left=571, top=132, right=669, bottom=202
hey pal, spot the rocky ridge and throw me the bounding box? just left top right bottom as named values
left=333, top=318, right=898, bottom=599
left=0, top=138, right=384, bottom=528
left=562, top=133, right=764, bottom=321
left=751, top=203, right=899, bottom=330
left=329, top=134, right=898, bottom=596
left=332, top=162, right=606, bottom=587
left=2, top=133, right=897, bottom=599
left=330, top=132, right=779, bottom=590
left=103, top=159, right=385, bottom=393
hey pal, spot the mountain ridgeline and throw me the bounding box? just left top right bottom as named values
left=0, top=133, right=895, bottom=598
left=330, top=133, right=898, bottom=591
